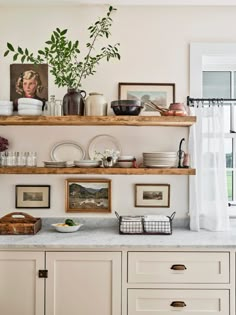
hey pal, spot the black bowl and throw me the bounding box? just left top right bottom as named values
left=111, top=100, right=143, bottom=116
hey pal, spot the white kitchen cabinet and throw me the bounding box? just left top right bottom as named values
left=128, top=289, right=229, bottom=315
left=125, top=251, right=232, bottom=315
left=128, top=251, right=230, bottom=284
left=45, top=251, right=121, bottom=315
left=0, top=251, right=45, bottom=315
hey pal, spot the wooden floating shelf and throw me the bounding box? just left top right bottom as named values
left=0, top=115, right=196, bottom=127
left=0, top=167, right=196, bottom=175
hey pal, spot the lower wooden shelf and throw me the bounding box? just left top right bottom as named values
left=0, top=167, right=196, bottom=175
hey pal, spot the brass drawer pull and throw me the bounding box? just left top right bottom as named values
left=170, top=301, right=187, bottom=307
left=170, top=264, right=187, bottom=270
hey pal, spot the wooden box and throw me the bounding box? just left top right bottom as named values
left=0, top=212, right=42, bottom=235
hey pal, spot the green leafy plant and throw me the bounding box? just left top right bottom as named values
left=4, top=6, right=120, bottom=89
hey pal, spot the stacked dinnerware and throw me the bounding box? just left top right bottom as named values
left=0, top=101, right=13, bottom=116
left=74, top=160, right=100, bottom=168
left=18, top=98, right=43, bottom=115
left=43, top=161, right=67, bottom=168
left=117, top=155, right=135, bottom=168
left=143, top=151, right=177, bottom=168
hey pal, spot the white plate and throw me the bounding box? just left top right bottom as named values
left=51, top=223, right=83, bottom=233
left=51, top=141, right=85, bottom=162
left=88, top=134, right=122, bottom=160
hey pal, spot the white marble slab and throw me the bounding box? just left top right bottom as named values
left=0, top=218, right=236, bottom=250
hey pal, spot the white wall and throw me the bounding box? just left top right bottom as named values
left=0, top=5, right=235, bottom=218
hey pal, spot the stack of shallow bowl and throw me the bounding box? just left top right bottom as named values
left=43, top=161, right=67, bottom=168
left=0, top=101, right=13, bottom=116
left=18, top=98, right=43, bottom=115
left=143, top=152, right=177, bottom=168
left=74, top=160, right=100, bottom=168
left=117, top=155, right=135, bottom=168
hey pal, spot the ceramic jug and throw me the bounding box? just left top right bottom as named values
left=85, top=92, right=107, bottom=116
left=63, top=88, right=86, bottom=115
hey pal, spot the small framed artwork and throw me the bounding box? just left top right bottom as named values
left=135, top=184, right=170, bottom=208
left=15, top=185, right=50, bottom=209
left=118, top=82, right=175, bottom=115
left=65, top=178, right=111, bottom=213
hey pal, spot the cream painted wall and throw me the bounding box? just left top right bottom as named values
left=0, top=5, right=234, bottom=218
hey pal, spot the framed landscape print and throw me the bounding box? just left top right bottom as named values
left=135, top=184, right=170, bottom=208
left=118, top=82, right=175, bottom=115
left=65, top=178, right=111, bottom=213
left=15, top=185, right=50, bottom=209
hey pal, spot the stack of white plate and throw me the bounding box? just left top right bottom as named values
left=74, top=160, right=100, bottom=168
left=43, top=161, right=67, bottom=168
left=18, top=98, right=43, bottom=115
left=0, top=100, right=13, bottom=116
left=143, top=152, right=177, bottom=168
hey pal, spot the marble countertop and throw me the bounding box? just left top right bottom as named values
left=1, top=218, right=236, bottom=250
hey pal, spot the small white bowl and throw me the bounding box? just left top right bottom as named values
left=51, top=223, right=83, bottom=233
left=18, top=98, right=43, bottom=106
left=117, top=161, right=133, bottom=168
left=118, top=155, right=134, bottom=161
left=0, top=100, right=13, bottom=106
left=0, top=109, right=13, bottom=116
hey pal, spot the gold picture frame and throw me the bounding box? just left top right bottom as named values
left=65, top=178, right=111, bottom=213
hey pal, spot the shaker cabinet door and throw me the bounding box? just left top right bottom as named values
left=0, top=251, right=45, bottom=315
left=46, top=251, right=121, bottom=315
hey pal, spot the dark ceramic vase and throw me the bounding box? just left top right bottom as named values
left=62, top=88, right=86, bottom=115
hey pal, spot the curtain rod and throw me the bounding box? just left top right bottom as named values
left=187, top=96, right=236, bottom=106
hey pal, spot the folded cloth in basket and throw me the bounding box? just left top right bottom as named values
left=144, top=215, right=169, bottom=221
left=143, top=215, right=171, bottom=234
left=120, top=216, right=143, bottom=234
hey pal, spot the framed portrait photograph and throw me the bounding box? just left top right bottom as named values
left=65, top=178, right=111, bottom=213
left=15, top=185, right=50, bottom=209
left=10, top=64, right=48, bottom=110
left=118, top=82, right=175, bottom=115
left=135, top=184, right=170, bottom=208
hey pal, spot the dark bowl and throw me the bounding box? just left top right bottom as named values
left=111, top=100, right=142, bottom=107
left=111, top=100, right=143, bottom=116
left=112, top=105, right=143, bottom=116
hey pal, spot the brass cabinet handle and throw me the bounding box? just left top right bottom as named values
left=170, top=264, right=187, bottom=270
left=170, top=301, right=187, bottom=307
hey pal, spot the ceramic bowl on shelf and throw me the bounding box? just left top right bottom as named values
left=51, top=223, right=83, bottom=233
left=111, top=100, right=143, bottom=116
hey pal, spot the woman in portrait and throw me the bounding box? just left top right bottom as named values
left=14, top=69, right=46, bottom=110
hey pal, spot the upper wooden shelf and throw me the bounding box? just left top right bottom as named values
left=0, top=167, right=196, bottom=175
left=0, top=115, right=196, bottom=127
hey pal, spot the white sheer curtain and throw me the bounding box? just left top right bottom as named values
left=189, top=104, right=229, bottom=231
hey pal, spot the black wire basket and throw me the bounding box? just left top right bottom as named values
left=115, top=211, right=175, bottom=235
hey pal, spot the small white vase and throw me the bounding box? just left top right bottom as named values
left=85, top=92, right=107, bottom=116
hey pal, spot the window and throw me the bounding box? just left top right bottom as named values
left=202, top=70, right=235, bottom=202
left=190, top=43, right=236, bottom=215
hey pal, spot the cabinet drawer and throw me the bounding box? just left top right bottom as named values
left=128, top=289, right=229, bottom=315
left=128, top=252, right=229, bottom=283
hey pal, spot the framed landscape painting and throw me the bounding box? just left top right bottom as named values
left=118, top=82, right=175, bottom=115
left=135, top=184, right=170, bottom=208
left=65, top=178, right=111, bottom=213
left=15, top=185, right=50, bottom=209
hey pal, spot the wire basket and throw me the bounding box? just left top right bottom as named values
left=115, top=211, right=175, bottom=235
